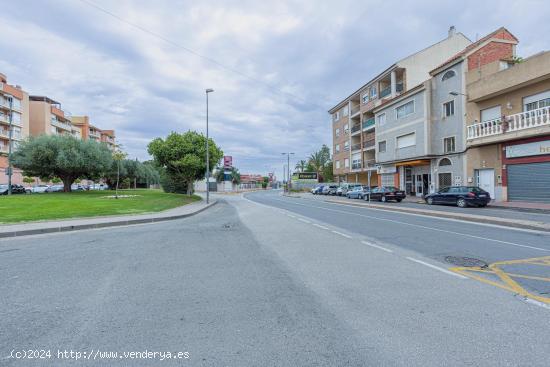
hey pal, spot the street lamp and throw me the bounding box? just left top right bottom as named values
left=205, top=88, right=214, bottom=204
left=4, top=94, right=14, bottom=195
left=281, top=152, right=294, bottom=193
left=449, top=91, right=467, bottom=97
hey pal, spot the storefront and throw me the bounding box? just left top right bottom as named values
left=502, top=136, right=550, bottom=203
left=397, top=160, right=432, bottom=197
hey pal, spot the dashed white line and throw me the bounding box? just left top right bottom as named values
left=312, top=223, right=329, bottom=230
left=331, top=230, right=352, bottom=239
left=297, top=218, right=311, bottom=224
left=361, top=240, right=393, bottom=253
left=406, top=257, right=468, bottom=279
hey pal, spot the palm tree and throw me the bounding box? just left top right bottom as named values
left=295, top=160, right=307, bottom=172
left=307, top=145, right=331, bottom=180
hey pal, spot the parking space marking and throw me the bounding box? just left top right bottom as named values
left=312, top=223, right=329, bottom=230
left=361, top=241, right=394, bottom=253
left=406, top=257, right=468, bottom=279
left=331, top=230, right=352, bottom=239
left=450, top=256, right=550, bottom=304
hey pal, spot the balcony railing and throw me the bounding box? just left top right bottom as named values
left=363, top=139, right=375, bottom=149
left=351, top=143, right=361, bottom=151
left=351, top=124, right=361, bottom=134
left=352, top=161, right=362, bottom=170
left=350, top=105, right=360, bottom=116
left=379, top=86, right=391, bottom=98
left=51, top=118, right=72, bottom=130
left=364, top=159, right=376, bottom=169
left=467, top=106, right=550, bottom=140
left=362, top=118, right=375, bottom=130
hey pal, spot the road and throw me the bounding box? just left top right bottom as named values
left=1, top=191, right=549, bottom=366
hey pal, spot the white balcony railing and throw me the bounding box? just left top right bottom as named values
left=467, top=118, right=503, bottom=140
left=508, top=106, right=550, bottom=132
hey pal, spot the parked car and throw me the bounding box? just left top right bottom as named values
left=0, top=184, right=27, bottom=195
left=90, top=183, right=109, bottom=190
left=336, top=183, right=362, bottom=196
left=322, top=185, right=338, bottom=195
left=311, top=185, right=325, bottom=195
left=345, top=185, right=369, bottom=199
left=424, top=186, right=491, bottom=208
left=366, top=186, right=406, bottom=202
left=30, top=184, right=50, bottom=193
left=45, top=185, right=64, bottom=193
left=71, top=184, right=85, bottom=191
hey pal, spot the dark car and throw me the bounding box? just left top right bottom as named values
left=0, top=184, right=27, bottom=195
left=424, top=186, right=491, bottom=208
left=366, top=186, right=406, bottom=202
left=311, top=185, right=325, bottom=195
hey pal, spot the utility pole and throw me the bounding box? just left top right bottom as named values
left=6, top=95, right=13, bottom=195
left=205, top=88, right=214, bottom=204
left=281, top=153, right=294, bottom=193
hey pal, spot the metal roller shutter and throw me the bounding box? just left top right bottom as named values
left=507, top=162, right=550, bottom=203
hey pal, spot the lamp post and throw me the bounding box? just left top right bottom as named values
left=281, top=153, right=294, bottom=193
left=5, top=94, right=13, bottom=195
left=205, top=88, right=214, bottom=204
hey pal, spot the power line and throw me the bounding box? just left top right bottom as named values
left=78, top=0, right=329, bottom=111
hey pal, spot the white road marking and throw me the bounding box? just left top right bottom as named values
left=312, top=223, right=329, bottom=230
left=268, top=197, right=550, bottom=252
left=297, top=218, right=311, bottom=224
left=361, top=240, right=393, bottom=253
left=287, top=214, right=296, bottom=218
left=406, top=257, right=468, bottom=279
left=331, top=230, right=352, bottom=239
left=523, top=297, right=550, bottom=310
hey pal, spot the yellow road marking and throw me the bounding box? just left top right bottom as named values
left=449, top=256, right=550, bottom=304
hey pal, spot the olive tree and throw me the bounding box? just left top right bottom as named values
left=12, top=134, right=113, bottom=192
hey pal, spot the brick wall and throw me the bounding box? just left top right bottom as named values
left=467, top=42, right=514, bottom=71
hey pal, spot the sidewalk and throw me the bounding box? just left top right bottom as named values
left=489, top=200, right=550, bottom=211
left=0, top=200, right=217, bottom=239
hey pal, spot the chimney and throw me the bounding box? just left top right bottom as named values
left=448, top=26, right=456, bottom=38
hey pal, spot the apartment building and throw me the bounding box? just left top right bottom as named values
left=329, top=27, right=471, bottom=186
left=29, top=96, right=74, bottom=137
left=465, top=50, right=550, bottom=203
left=72, top=115, right=116, bottom=150
left=374, top=27, right=519, bottom=197
left=0, top=73, right=30, bottom=184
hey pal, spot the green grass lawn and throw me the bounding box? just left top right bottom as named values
left=0, top=189, right=201, bottom=223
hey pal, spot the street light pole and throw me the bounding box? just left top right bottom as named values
left=281, top=152, right=294, bottom=193
left=205, top=88, right=214, bottom=204
left=6, top=95, right=13, bottom=195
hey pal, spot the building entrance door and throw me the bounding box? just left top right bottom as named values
left=422, top=174, right=431, bottom=197
left=477, top=169, right=495, bottom=199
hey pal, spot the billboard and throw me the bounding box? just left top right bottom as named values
left=291, top=172, right=318, bottom=182
left=223, top=156, right=233, bottom=169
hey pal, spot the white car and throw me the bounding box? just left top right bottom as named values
left=30, top=185, right=50, bottom=193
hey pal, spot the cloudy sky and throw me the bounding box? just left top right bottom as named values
left=1, top=0, right=549, bottom=178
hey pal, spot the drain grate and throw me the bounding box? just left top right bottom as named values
left=444, top=256, right=488, bottom=268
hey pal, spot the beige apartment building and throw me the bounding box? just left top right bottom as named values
left=72, top=115, right=116, bottom=150
left=465, top=50, right=550, bottom=203
left=29, top=96, right=76, bottom=137
left=0, top=73, right=30, bottom=184
left=329, top=27, right=471, bottom=186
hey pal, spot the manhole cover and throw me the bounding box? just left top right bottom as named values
left=444, top=256, right=488, bottom=268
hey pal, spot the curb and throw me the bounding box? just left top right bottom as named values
left=0, top=200, right=218, bottom=239
left=323, top=199, right=550, bottom=232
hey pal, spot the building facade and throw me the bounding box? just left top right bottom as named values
left=329, top=27, right=471, bottom=186
left=29, top=96, right=74, bottom=137
left=72, top=115, right=116, bottom=150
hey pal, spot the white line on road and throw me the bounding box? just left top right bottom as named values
left=297, top=218, right=311, bottom=224
left=331, top=230, right=352, bottom=239
left=287, top=214, right=296, bottom=218
left=312, top=223, right=329, bottom=230
left=406, top=257, right=468, bottom=279
left=361, top=240, right=393, bottom=253
left=523, top=297, right=550, bottom=310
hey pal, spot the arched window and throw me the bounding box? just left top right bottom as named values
left=441, top=70, right=456, bottom=81
left=439, top=158, right=452, bottom=166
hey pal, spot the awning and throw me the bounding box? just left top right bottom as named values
left=395, top=160, right=431, bottom=167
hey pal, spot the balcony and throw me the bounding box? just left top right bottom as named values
left=363, top=139, right=375, bottom=150
left=0, top=113, right=21, bottom=126
left=362, top=118, right=375, bottom=130
left=351, top=124, right=361, bottom=135
left=351, top=143, right=361, bottom=151
left=364, top=159, right=376, bottom=170
left=380, top=86, right=391, bottom=98
left=351, top=161, right=362, bottom=170
left=467, top=106, right=550, bottom=142
left=51, top=118, right=72, bottom=131
left=350, top=105, right=361, bottom=117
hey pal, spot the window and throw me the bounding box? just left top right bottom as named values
left=343, top=105, right=349, bottom=116
left=438, top=173, right=452, bottom=188
left=443, top=100, right=455, bottom=117
left=378, top=141, right=387, bottom=153
left=480, top=105, right=501, bottom=122
left=523, top=90, right=550, bottom=111
left=377, top=113, right=386, bottom=126
left=443, top=137, right=455, bottom=154
left=344, top=158, right=350, bottom=168
left=441, top=70, right=456, bottom=81
left=336, top=160, right=340, bottom=169
left=396, top=101, right=414, bottom=119
left=333, top=111, right=340, bottom=121
left=362, top=93, right=369, bottom=103
left=370, top=86, right=377, bottom=99
left=335, top=128, right=340, bottom=137
left=344, top=141, right=349, bottom=151
left=439, top=157, right=452, bottom=166
left=344, top=123, right=349, bottom=133
left=396, top=133, right=416, bottom=149
left=335, top=144, right=340, bottom=153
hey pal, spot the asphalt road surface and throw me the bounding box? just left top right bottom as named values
left=1, top=191, right=549, bottom=366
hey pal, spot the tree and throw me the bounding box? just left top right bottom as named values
left=215, top=166, right=241, bottom=184
left=147, top=131, right=223, bottom=195
left=12, top=135, right=113, bottom=192
left=22, top=176, right=35, bottom=185
left=307, top=144, right=331, bottom=179
left=295, top=160, right=307, bottom=173
left=112, top=150, right=127, bottom=199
